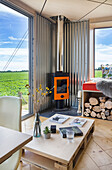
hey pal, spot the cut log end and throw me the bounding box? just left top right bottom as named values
left=89, top=97, right=98, bottom=106
left=84, top=112, right=90, bottom=117
left=84, top=94, right=112, bottom=121
left=107, top=115, right=112, bottom=120
left=85, top=108, right=91, bottom=113
left=91, top=111, right=96, bottom=117
left=93, top=106, right=101, bottom=113
left=99, top=97, right=106, bottom=103
left=85, top=103, right=90, bottom=108
left=97, top=113, right=102, bottom=119
left=105, top=101, right=112, bottom=109
left=100, top=103, right=105, bottom=109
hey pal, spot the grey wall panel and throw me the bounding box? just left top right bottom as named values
left=64, top=21, right=89, bottom=107
left=51, top=24, right=56, bottom=73
left=76, top=23, right=78, bottom=106
left=78, top=22, right=81, bottom=90
left=84, top=22, right=88, bottom=82
left=71, top=23, right=75, bottom=106
left=36, top=14, right=55, bottom=111
left=36, top=16, right=89, bottom=109
left=69, top=23, right=72, bottom=106
left=81, top=22, right=85, bottom=85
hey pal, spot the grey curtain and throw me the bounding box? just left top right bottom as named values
left=64, top=21, right=90, bottom=107
left=36, top=14, right=55, bottom=110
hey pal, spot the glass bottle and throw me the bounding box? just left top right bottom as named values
left=33, top=112, right=41, bottom=137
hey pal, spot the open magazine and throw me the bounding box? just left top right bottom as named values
left=59, top=126, right=83, bottom=138
left=69, top=117, right=87, bottom=127
left=49, top=115, right=69, bottom=124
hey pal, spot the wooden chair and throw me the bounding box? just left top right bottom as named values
left=0, top=96, right=22, bottom=170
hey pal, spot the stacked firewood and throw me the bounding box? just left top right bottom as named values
left=84, top=97, right=112, bottom=120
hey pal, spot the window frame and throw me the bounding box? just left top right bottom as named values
left=0, top=0, right=34, bottom=120
left=89, top=19, right=112, bottom=79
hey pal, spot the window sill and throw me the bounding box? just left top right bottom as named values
left=22, top=113, right=34, bottom=121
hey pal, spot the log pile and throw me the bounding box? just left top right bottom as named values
left=84, top=97, right=112, bottom=120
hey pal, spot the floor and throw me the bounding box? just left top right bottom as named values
left=18, top=116, right=112, bottom=170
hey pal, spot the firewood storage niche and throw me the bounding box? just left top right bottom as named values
left=82, top=90, right=112, bottom=121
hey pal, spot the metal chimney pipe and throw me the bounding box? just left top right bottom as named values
left=57, top=16, right=64, bottom=72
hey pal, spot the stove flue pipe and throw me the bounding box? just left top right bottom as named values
left=56, top=15, right=64, bottom=72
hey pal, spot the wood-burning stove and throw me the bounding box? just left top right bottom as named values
left=49, top=16, right=70, bottom=110
left=52, top=71, right=69, bottom=109
left=54, top=72, right=69, bottom=100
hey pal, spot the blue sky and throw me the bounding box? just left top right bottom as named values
left=0, top=3, right=28, bottom=71
left=95, top=28, right=112, bottom=69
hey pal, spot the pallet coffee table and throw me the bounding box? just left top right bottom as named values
left=22, top=114, right=95, bottom=170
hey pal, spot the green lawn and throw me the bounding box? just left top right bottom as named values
left=95, top=70, right=102, bottom=78
left=0, top=71, right=29, bottom=105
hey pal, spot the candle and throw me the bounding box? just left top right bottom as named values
left=78, top=90, right=82, bottom=98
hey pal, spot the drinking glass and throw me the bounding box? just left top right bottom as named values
left=66, top=129, right=74, bottom=143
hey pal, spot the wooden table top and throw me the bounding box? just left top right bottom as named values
left=24, top=114, right=95, bottom=164
left=0, top=126, right=32, bottom=164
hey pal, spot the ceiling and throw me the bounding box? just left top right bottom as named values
left=20, top=0, right=112, bottom=21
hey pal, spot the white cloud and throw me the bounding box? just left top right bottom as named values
left=9, top=36, right=28, bottom=41
left=95, top=29, right=112, bottom=38
left=95, top=44, right=112, bottom=68
left=96, top=43, right=112, bottom=49
left=0, top=3, right=26, bottom=18
left=0, top=48, right=29, bottom=71
left=96, top=44, right=112, bottom=55
left=0, top=48, right=28, bottom=56
left=0, top=61, right=28, bottom=71
left=0, top=41, right=13, bottom=45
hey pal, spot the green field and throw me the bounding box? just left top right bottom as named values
left=95, top=70, right=102, bottom=78
left=0, top=71, right=29, bottom=106
left=0, top=70, right=102, bottom=107
left=0, top=70, right=102, bottom=95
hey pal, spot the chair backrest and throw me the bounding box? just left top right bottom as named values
left=0, top=96, right=22, bottom=131
left=0, top=96, right=22, bottom=170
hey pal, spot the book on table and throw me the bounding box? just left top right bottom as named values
left=69, top=117, right=87, bottom=127
left=49, top=115, right=69, bottom=124
left=59, top=126, right=83, bottom=138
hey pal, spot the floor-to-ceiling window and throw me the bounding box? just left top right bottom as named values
left=95, top=27, right=112, bottom=78
left=0, top=2, right=33, bottom=117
